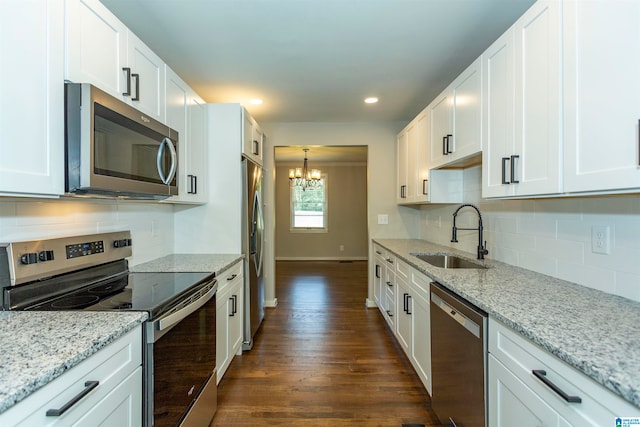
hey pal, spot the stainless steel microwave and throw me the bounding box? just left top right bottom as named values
left=65, top=83, right=178, bottom=199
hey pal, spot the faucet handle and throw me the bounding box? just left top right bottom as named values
left=482, top=241, right=489, bottom=255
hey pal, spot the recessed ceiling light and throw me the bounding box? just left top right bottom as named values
left=364, top=97, right=378, bottom=104
left=250, top=98, right=263, bottom=105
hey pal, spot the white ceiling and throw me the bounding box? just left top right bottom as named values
left=99, top=0, right=535, bottom=124
left=274, top=145, right=368, bottom=163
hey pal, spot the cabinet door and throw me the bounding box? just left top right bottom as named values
left=126, top=31, right=165, bottom=121
left=451, top=57, right=482, bottom=162
left=216, top=286, right=231, bottom=384
left=489, top=355, right=570, bottom=427
left=165, top=67, right=189, bottom=198
left=373, top=253, right=384, bottom=306
left=186, top=94, right=208, bottom=203
left=563, top=0, right=640, bottom=193
left=395, top=278, right=411, bottom=356
left=72, top=367, right=143, bottom=426
left=410, top=278, right=432, bottom=395
left=429, top=93, right=453, bottom=168
left=252, top=124, right=264, bottom=165
left=228, top=277, right=244, bottom=357
left=482, top=28, right=516, bottom=198
left=413, top=112, right=431, bottom=202
left=65, top=0, right=128, bottom=98
left=0, top=0, right=65, bottom=197
left=512, top=0, right=562, bottom=196
left=396, top=128, right=410, bottom=203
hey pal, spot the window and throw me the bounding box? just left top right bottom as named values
left=290, top=175, right=327, bottom=232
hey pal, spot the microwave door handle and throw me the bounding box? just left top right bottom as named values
left=157, top=138, right=177, bottom=185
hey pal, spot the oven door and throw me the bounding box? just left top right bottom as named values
left=146, top=280, right=217, bottom=427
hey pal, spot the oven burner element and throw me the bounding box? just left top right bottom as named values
left=88, top=281, right=126, bottom=295
left=51, top=295, right=100, bottom=309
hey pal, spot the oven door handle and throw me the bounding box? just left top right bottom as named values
left=155, top=283, right=216, bottom=332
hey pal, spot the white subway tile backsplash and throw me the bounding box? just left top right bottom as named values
left=0, top=199, right=175, bottom=265
left=614, top=271, right=640, bottom=301
left=420, top=193, right=640, bottom=303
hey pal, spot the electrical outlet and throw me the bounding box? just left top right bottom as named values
left=591, top=225, right=611, bottom=255
left=339, top=245, right=344, bottom=252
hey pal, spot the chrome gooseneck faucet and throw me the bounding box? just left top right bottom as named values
left=451, top=204, right=489, bottom=260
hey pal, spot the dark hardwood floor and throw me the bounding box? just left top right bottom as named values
left=211, top=260, right=441, bottom=426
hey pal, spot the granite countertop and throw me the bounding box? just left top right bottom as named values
left=374, top=238, right=640, bottom=408
left=0, top=311, right=147, bottom=414
left=130, top=253, right=243, bottom=275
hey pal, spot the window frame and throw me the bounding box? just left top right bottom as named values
left=289, top=173, right=328, bottom=233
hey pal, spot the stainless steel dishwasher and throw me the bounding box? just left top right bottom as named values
left=430, top=282, right=487, bottom=427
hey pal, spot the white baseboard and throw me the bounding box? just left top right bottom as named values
left=275, top=256, right=368, bottom=261
left=265, top=298, right=278, bottom=308
left=365, top=298, right=378, bottom=308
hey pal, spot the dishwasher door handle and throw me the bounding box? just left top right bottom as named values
left=431, top=291, right=481, bottom=339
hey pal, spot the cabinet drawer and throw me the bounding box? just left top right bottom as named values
left=489, top=318, right=637, bottom=425
left=395, top=258, right=410, bottom=280
left=216, top=260, right=243, bottom=293
left=409, top=268, right=431, bottom=301
left=1, top=326, right=142, bottom=426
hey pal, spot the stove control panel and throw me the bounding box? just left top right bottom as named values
left=0, top=231, right=132, bottom=288
left=66, top=240, right=105, bottom=259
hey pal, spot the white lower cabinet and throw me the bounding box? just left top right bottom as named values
left=0, top=326, right=142, bottom=426
left=488, top=318, right=637, bottom=426
left=216, top=260, right=244, bottom=383
left=373, top=248, right=432, bottom=396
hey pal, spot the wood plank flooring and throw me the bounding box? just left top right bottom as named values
left=210, top=260, right=442, bottom=426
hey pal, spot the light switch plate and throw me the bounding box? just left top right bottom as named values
left=377, top=214, right=389, bottom=225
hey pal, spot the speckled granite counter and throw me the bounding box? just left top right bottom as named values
left=130, top=254, right=243, bottom=275
left=374, top=238, right=640, bottom=408
left=0, top=311, right=147, bottom=413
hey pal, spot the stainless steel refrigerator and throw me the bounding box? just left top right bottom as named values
left=242, top=157, right=265, bottom=350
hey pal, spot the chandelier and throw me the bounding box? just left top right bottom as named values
left=288, top=148, right=321, bottom=191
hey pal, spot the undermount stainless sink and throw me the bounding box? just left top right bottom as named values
left=413, top=253, right=486, bottom=269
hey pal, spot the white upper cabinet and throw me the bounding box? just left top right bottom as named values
left=242, top=111, right=263, bottom=165
left=65, top=0, right=165, bottom=122
left=482, top=0, right=562, bottom=198
left=430, top=57, right=482, bottom=169
left=0, top=0, right=65, bottom=197
left=562, top=0, right=640, bottom=194
left=164, top=67, right=207, bottom=204
left=397, top=110, right=432, bottom=204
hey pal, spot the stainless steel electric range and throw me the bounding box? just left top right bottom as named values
left=0, top=231, right=217, bottom=427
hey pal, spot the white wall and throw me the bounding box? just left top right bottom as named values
left=419, top=166, right=640, bottom=302
left=262, top=121, right=420, bottom=306
left=0, top=198, right=175, bottom=267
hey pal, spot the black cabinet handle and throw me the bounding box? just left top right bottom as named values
left=422, top=179, right=428, bottom=195
left=227, top=274, right=238, bottom=281
left=122, top=67, right=131, bottom=96
left=252, top=139, right=260, bottom=156
left=229, top=294, right=237, bottom=315
left=386, top=281, right=393, bottom=288
left=131, top=73, right=140, bottom=101
left=375, top=265, right=381, bottom=278
left=532, top=370, right=582, bottom=403
left=407, top=295, right=412, bottom=315
left=510, top=154, right=520, bottom=184
left=187, top=174, right=195, bottom=194
left=403, top=293, right=408, bottom=312
left=386, top=310, right=393, bottom=318
left=46, top=381, right=99, bottom=416
left=501, top=157, right=510, bottom=184
left=446, top=134, right=453, bottom=154
left=386, top=258, right=393, bottom=264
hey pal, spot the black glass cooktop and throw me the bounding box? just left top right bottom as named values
left=23, top=271, right=214, bottom=319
